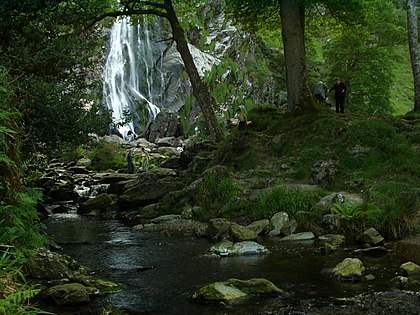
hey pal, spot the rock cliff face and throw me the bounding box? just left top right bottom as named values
left=102, top=0, right=285, bottom=134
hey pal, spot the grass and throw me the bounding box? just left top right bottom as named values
left=209, top=106, right=419, bottom=238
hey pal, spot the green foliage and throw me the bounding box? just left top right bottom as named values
left=194, top=173, right=237, bottom=219
left=339, top=118, right=420, bottom=181
left=86, top=142, right=125, bottom=171
left=59, top=143, right=85, bottom=164
left=361, top=185, right=419, bottom=239
left=0, top=1, right=113, bottom=152
left=252, top=186, right=322, bottom=221
left=323, top=0, right=405, bottom=115
left=216, top=133, right=258, bottom=170
left=0, top=188, right=45, bottom=249
left=330, top=202, right=362, bottom=221
left=0, top=249, right=50, bottom=315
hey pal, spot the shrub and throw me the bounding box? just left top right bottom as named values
left=0, top=249, right=48, bottom=314
left=251, top=186, right=322, bottom=220
left=194, top=173, right=238, bottom=219
left=0, top=188, right=46, bottom=249
left=86, top=142, right=125, bottom=171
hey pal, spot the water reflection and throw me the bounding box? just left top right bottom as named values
left=45, top=216, right=418, bottom=315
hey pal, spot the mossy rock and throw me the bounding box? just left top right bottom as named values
left=71, top=275, right=126, bottom=294
left=399, top=262, right=420, bottom=276
left=225, top=278, right=286, bottom=295
left=332, top=258, right=365, bottom=281
left=41, top=283, right=91, bottom=305
left=191, top=278, right=285, bottom=303
left=192, top=282, right=247, bottom=302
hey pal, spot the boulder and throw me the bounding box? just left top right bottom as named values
left=78, top=193, right=115, bottom=215
left=191, top=278, right=285, bottom=303
left=280, top=219, right=298, bottom=236
left=118, top=168, right=182, bottom=209
left=230, top=223, right=258, bottom=241
left=268, top=212, right=289, bottom=236
left=41, top=283, right=90, bottom=305
left=280, top=231, right=315, bottom=241
left=310, top=159, right=338, bottom=186
left=319, top=234, right=345, bottom=253
left=246, top=219, right=270, bottom=236
left=332, top=258, right=365, bottom=282
left=207, top=218, right=231, bottom=240
left=356, top=227, right=384, bottom=246
left=208, top=240, right=268, bottom=257
left=353, top=246, right=389, bottom=257
left=399, top=262, right=420, bottom=276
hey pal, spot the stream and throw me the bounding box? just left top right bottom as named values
left=44, top=214, right=419, bottom=314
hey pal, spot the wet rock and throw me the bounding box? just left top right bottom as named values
left=356, top=227, right=384, bottom=246
left=321, top=214, right=342, bottom=232
left=41, top=283, right=91, bottom=305
left=24, top=249, right=84, bottom=280
left=280, top=219, right=298, bottom=236
left=280, top=231, right=315, bottom=241
left=78, top=193, right=116, bottom=215
left=319, top=234, right=345, bottom=253
left=391, top=276, right=410, bottom=289
left=353, top=246, right=389, bottom=257
left=151, top=214, right=181, bottom=224
left=192, top=282, right=247, bottom=302
left=268, top=212, right=289, bottom=236
left=331, top=258, right=365, bottom=282
left=207, top=240, right=268, bottom=257
left=230, top=223, right=258, bottom=241
left=246, top=219, right=270, bottom=236
left=118, top=168, right=182, bottom=209
left=207, top=218, right=231, bottom=240
left=191, top=278, right=285, bottom=303
left=399, top=261, right=420, bottom=276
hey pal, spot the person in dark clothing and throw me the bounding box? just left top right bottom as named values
left=125, top=148, right=134, bottom=174
left=329, top=78, right=347, bottom=113
left=235, top=107, right=247, bottom=130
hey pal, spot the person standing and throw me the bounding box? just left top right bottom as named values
left=313, top=80, right=328, bottom=104
left=125, top=148, right=134, bottom=174
left=329, top=78, right=347, bottom=113
left=235, top=107, right=247, bottom=130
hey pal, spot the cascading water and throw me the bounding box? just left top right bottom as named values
left=102, top=17, right=164, bottom=138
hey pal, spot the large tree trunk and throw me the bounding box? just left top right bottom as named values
left=407, top=0, right=420, bottom=113
left=164, top=0, right=224, bottom=140
left=279, top=0, right=316, bottom=113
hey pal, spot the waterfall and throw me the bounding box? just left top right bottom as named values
left=102, top=17, right=164, bottom=138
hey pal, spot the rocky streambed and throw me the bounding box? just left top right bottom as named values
left=40, top=214, right=420, bottom=315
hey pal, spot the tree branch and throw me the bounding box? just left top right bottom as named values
left=81, top=9, right=169, bottom=34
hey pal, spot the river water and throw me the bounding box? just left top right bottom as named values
left=45, top=214, right=419, bottom=315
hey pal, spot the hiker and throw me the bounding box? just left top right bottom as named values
left=329, top=78, right=347, bottom=113
left=127, top=130, right=135, bottom=142
left=313, top=80, right=328, bottom=104
left=141, top=149, right=150, bottom=171
left=125, top=148, right=134, bottom=174
left=235, top=107, right=247, bottom=130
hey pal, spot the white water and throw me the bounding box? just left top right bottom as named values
left=102, top=17, right=163, bottom=138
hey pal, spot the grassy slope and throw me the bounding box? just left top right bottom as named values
left=204, top=107, right=420, bottom=239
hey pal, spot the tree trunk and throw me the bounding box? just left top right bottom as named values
left=279, top=0, right=316, bottom=113
left=164, top=0, right=224, bottom=140
left=407, top=0, right=420, bottom=113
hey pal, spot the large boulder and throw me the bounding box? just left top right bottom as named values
left=41, top=283, right=91, bottom=305
left=280, top=231, right=315, bottom=241
left=145, top=111, right=179, bottom=143
left=118, top=168, right=182, bottom=209
left=207, top=218, right=231, bottom=240
left=207, top=240, right=269, bottom=257
left=191, top=278, right=285, bottom=303
left=356, top=227, right=384, bottom=246
left=399, top=262, right=420, bottom=276
left=78, top=193, right=116, bottom=215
